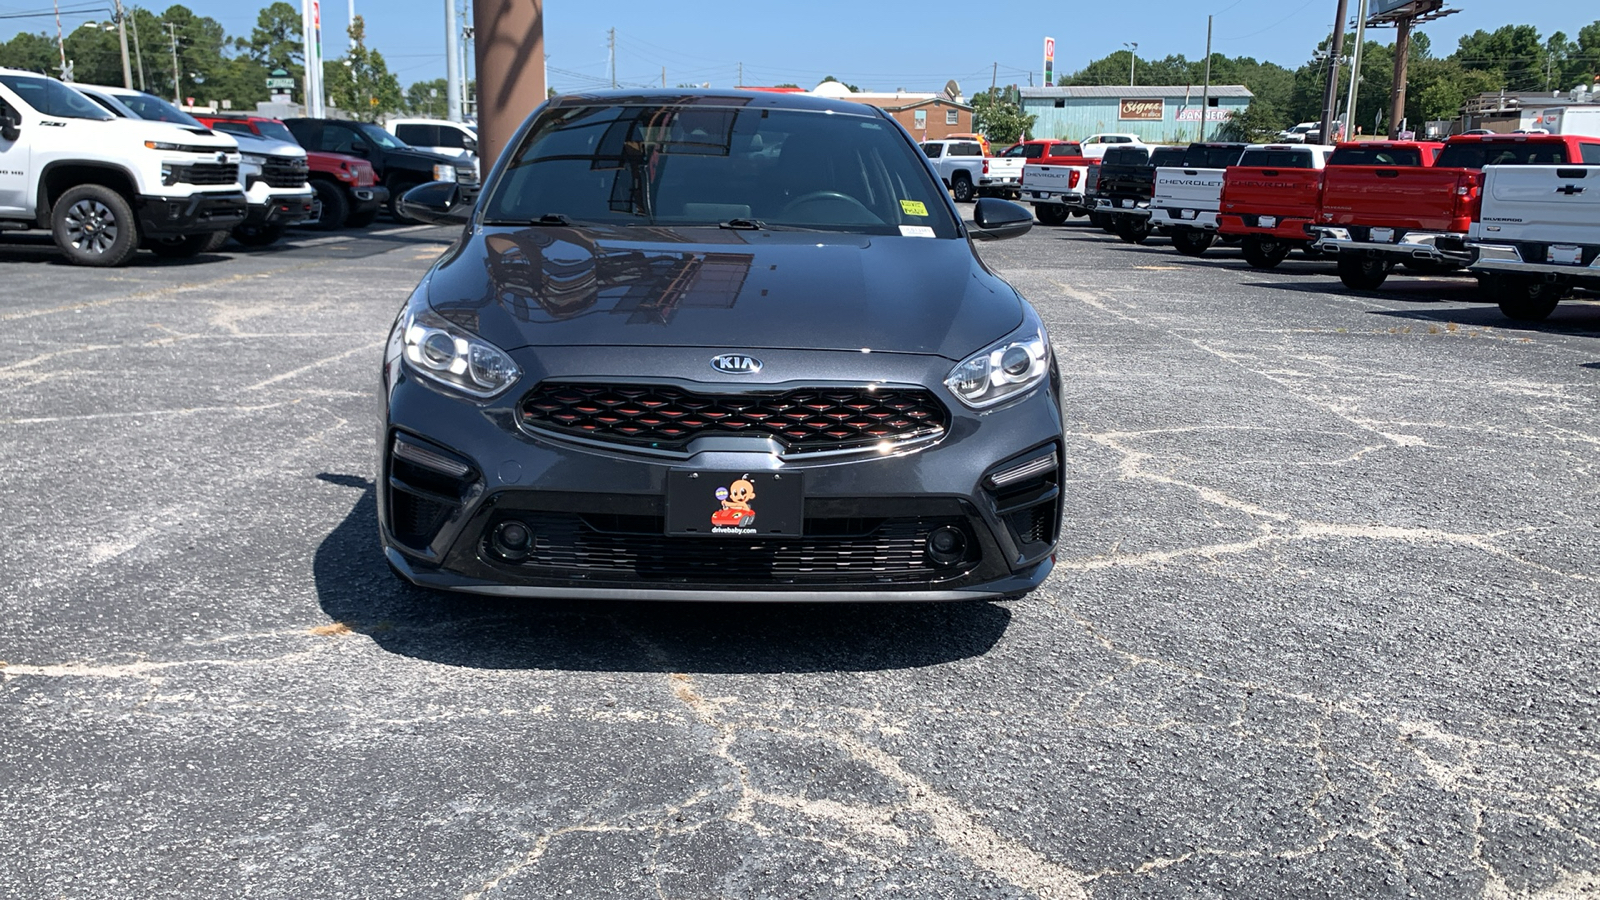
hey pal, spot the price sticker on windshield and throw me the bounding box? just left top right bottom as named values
left=900, top=199, right=929, bottom=217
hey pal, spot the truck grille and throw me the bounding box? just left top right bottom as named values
left=173, top=163, right=239, bottom=186
left=261, top=156, right=308, bottom=189
left=520, top=382, right=948, bottom=455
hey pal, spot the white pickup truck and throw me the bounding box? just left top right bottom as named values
left=1019, top=162, right=1089, bottom=225
left=0, top=67, right=245, bottom=265
left=919, top=139, right=1024, bottom=202
left=1467, top=164, right=1600, bottom=321
left=1149, top=141, right=1250, bottom=255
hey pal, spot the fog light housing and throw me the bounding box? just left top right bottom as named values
left=491, top=520, right=533, bottom=562
left=926, top=525, right=968, bottom=566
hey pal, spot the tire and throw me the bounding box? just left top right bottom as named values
left=1170, top=229, right=1215, bottom=257
left=1088, top=211, right=1109, bottom=229
left=951, top=174, right=974, bottom=203
left=202, top=230, right=232, bottom=252
left=308, top=179, right=350, bottom=231
left=50, top=184, right=140, bottom=267
left=345, top=206, right=379, bottom=228
left=386, top=180, right=421, bottom=220
left=1035, top=204, right=1070, bottom=226
left=146, top=233, right=213, bottom=259
left=1114, top=217, right=1151, bottom=244
left=1337, top=255, right=1391, bottom=290
left=231, top=223, right=285, bottom=247
left=1496, top=280, right=1563, bottom=322
left=1242, top=236, right=1292, bottom=270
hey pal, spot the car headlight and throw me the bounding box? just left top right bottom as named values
left=144, top=140, right=183, bottom=151
left=240, top=152, right=268, bottom=167
left=432, top=164, right=456, bottom=182
left=944, top=326, right=1051, bottom=410
left=400, top=308, right=520, bottom=398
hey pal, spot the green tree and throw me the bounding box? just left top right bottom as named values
left=325, top=15, right=402, bottom=120
left=236, top=2, right=302, bottom=72
left=0, top=31, right=58, bottom=76
left=405, top=77, right=448, bottom=117
left=819, top=75, right=861, bottom=92
left=1453, top=25, right=1544, bottom=90
left=972, top=86, right=1034, bottom=144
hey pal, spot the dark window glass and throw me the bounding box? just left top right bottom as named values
left=1237, top=149, right=1314, bottom=168
left=1435, top=143, right=1569, bottom=168
left=487, top=103, right=960, bottom=237
left=256, top=121, right=297, bottom=144
left=114, top=91, right=205, bottom=128
left=950, top=142, right=982, bottom=157
left=1182, top=145, right=1246, bottom=168
left=435, top=126, right=467, bottom=149
left=1053, top=99, right=1065, bottom=108
left=0, top=74, right=113, bottom=120
left=1327, top=146, right=1423, bottom=166
left=999, top=144, right=1030, bottom=158
left=920, top=142, right=942, bottom=158
left=212, top=121, right=254, bottom=136
left=1150, top=147, right=1187, bottom=166
left=1103, top=146, right=1151, bottom=166
left=395, top=123, right=436, bottom=145
left=1048, top=142, right=1081, bottom=157
left=1580, top=144, right=1600, bottom=164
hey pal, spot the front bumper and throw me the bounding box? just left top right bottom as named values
left=136, top=190, right=248, bottom=237
left=351, top=184, right=390, bottom=211
left=379, top=345, right=1065, bottom=602
left=1468, top=241, right=1600, bottom=281
left=245, top=189, right=316, bottom=227
left=1310, top=227, right=1474, bottom=264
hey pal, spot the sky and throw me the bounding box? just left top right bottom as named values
left=0, top=0, right=1584, bottom=93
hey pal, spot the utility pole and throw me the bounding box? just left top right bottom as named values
left=1387, top=13, right=1412, bottom=137
left=608, top=28, right=616, bottom=89
left=1198, top=22, right=1212, bottom=140
left=163, top=21, right=180, bottom=104
left=1123, top=42, right=1138, bottom=86
left=661, top=66, right=665, bottom=88
left=738, top=61, right=742, bottom=87
left=473, top=0, right=544, bottom=170
left=1344, top=0, right=1367, bottom=139
left=1319, top=0, right=1350, bottom=145
left=112, top=0, right=132, bottom=88
left=129, top=13, right=145, bottom=89
left=300, top=0, right=324, bottom=117
left=991, top=62, right=998, bottom=93
left=445, top=0, right=462, bottom=121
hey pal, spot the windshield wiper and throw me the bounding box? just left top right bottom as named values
left=483, top=213, right=574, bottom=226
left=718, top=218, right=766, bottom=231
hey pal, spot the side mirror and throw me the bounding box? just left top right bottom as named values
left=397, top=181, right=471, bottom=226
left=969, top=197, right=1033, bottom=241
left=349, top=143, right=370, bottom=157
left=0, top=106, right=19, bottom=143
left=463, top=137, right=478, bottom=153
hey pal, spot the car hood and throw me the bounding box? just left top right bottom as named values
left=389, top=146, right=468, bottom=168
left=231, top=131, right=304, bottom=158
left=423, top=225, right=1024, bottom=359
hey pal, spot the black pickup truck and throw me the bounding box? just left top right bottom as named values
left=282, top=118, right=479, bottom=222
left=1091, top=144, right=1186, bottom=243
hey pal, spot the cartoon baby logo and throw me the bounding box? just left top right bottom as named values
left=710, top=476, right=757, bottom=531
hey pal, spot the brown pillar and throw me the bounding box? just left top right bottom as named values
left=473, top=0, right=545, bottom=172
left=1388, top=15, right=1412, bottom=138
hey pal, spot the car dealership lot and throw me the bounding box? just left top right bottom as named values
left=2, top=222, right=1597, bottom=898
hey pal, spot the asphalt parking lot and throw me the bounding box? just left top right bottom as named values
left=2, top=218, right=1597, bottom=899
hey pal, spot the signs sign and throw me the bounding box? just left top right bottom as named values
left=1175, top=107, right=1236, bottom=122
left=1043, top=37, right=1055, bottom=87
left=1119, top=99, right=1164, bottom=121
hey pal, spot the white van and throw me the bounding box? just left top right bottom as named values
left=385, top=118, right=478, bottom=176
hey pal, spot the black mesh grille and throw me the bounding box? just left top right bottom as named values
left=487, top=512, right=973, bottom=583
left=262, top=156, right=308, bottom=188
left=520, top=383, right=948, bottom=454
left=175, top=163, right=239, bottom=185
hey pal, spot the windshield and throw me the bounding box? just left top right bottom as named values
left=353, top=122, right=406, bottom=149
left=485, top=103, right=960, bottom=237
left=1435, top=142, right=1569, bottom=168
left=0, top=74, right=113, bottom=120
left=114, top=91, right=205, bottom=128
left=1150, top=147, right=1187, bottom=167
left=255, top=120, right=298, bottom=144
left=1328, top=146, right=1424, bottom=166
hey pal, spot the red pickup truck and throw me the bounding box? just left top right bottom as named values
left=195, top=114, right=389, bottom=230
left=1310, top=133, right=1600, bottom=290
left=1218, top=144, right=1334, bottom=268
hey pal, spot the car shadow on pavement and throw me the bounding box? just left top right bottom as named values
left=1367, top=305, right=1600, bottom=334
left=312, top=477, right=1013, bottom=674
left=1237, top=278, right=1484, bottom=303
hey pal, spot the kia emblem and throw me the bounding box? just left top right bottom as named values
left=711, top=354, right=762, bottom=375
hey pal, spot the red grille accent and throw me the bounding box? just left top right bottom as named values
left=520, top=383, right=948, bottom=453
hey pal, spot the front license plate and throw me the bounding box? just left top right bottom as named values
left=1258, top=215, right=1277, bottom=228
left=1370, top=227, right=1395, bottom=243
left=665, top=470, right=803, bottom=538
left=1120, top=199, right=1132, bottom=208
left=1549, top=244, right=1582, bottom=265
left=1180, top=209, right=1197, bottom=220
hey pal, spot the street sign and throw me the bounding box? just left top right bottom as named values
left=266, top=76, right=295, bottom=90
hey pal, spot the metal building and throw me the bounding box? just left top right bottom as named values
left=1020, top=85, right=1254, bottom=144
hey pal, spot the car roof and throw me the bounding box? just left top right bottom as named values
left=546, top=88, right=886, bottom=119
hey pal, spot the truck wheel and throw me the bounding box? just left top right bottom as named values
left=1497, top=281, right=1562, bottom=322
left=203, top=230, right=232, bottom=252
left=387, top=180, right=422, bottom=220
left=1170, top=229, right=1215, bottom=257
left=1337, top=255, right=1391, bottom=290
left=232, top=223, right=285, bottom=247
left=1114, top=218, right=1151, bottom=244
left=308, top=179, right=350, bottom=231
left=950, top=174, right=974, bottom=203
left=1242, top=236, right=1291, bottom=269
left=51, top=184, right=139, bottom=267
left=146, top=233, right=214, bottom=259
left=1035, top=205, right=1069, bottom=226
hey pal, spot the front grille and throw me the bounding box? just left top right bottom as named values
left=520, top=383, right=948, bottom=454
left=262, top=156, right=308, bottom=189
left=174, top=163, right=239, bottom=185
left=485, top=512, right=974, bottom=583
